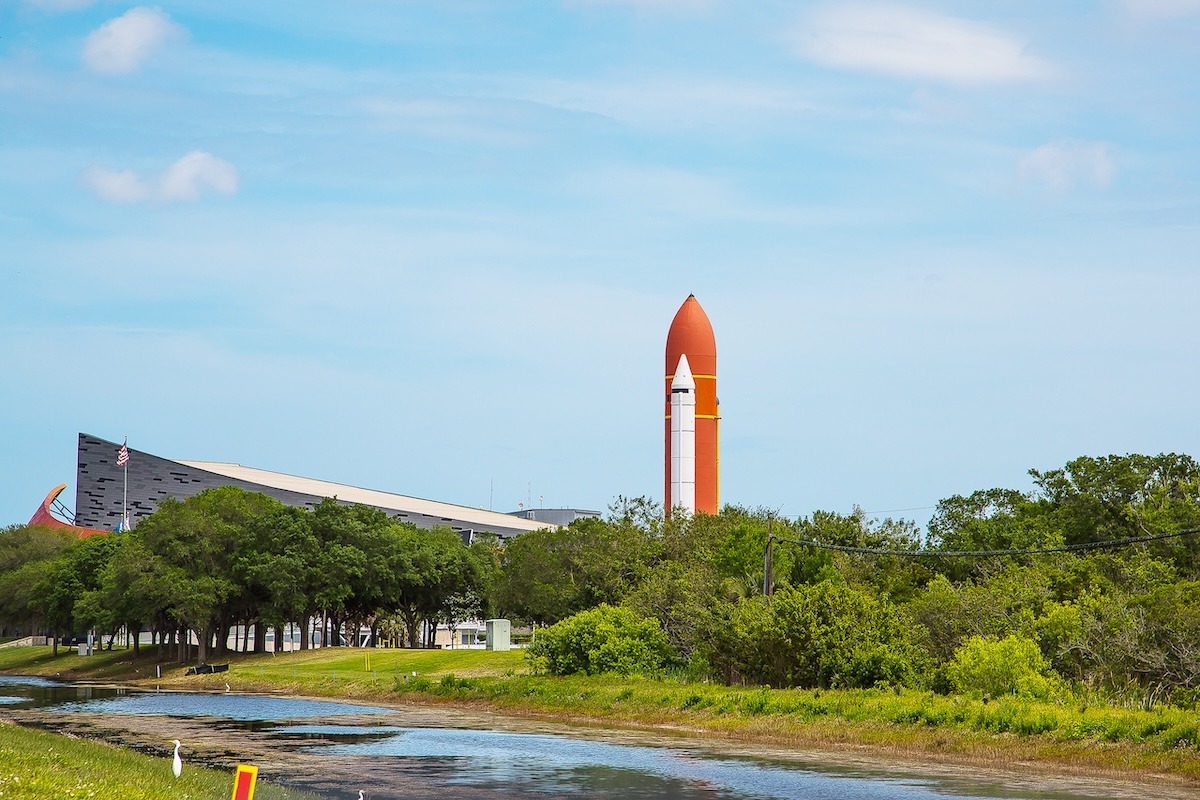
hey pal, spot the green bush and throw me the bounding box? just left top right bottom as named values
left=947, top=635, right=1059, bottom=700
left=717, top=581, right=926, bottom=689
left=527, top=604, right=678, bottom=676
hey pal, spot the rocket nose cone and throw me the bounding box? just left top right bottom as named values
left=671, top=354, right=695, bottom=390
left=666, top=295, right=716, bottom=375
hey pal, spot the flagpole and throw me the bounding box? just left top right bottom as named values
left=122, top=437, right=128, bottom=531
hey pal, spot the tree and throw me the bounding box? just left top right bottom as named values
left=81, top=536, right=166, bottom=656
left=133, top=489, right=278, bottom=663
left=1031, top=453, right=1200, bottom=546
left=496, top=516, right=658, bottom=624
left=0, top=525, right=77, bottom=642
left=0, top=525, right=76, bottom=573
left=388, top=525, right=481, bottom=648
left=306, top=499, right=369, bottom=647
left=29, top=556, right=80, bottom=655
left=239, top=505, right=318, bottom=651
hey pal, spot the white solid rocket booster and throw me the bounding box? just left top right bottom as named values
left=670, top=353, right=697, bottom=515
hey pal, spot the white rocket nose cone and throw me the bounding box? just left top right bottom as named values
left=671, top=354, right=695, bottom=392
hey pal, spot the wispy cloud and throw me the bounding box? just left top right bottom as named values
left=792, top=4, right=1053, bottom=84
left=82, top=6, right=187, bottom=75
left=83, top=151, right=239, bottom=203
left=1017, top=140, right=1116, bottom=192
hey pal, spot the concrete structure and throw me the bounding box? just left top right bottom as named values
left=69, top=433, right=552, bottom=541
left=664, top=295, right=719, bottom=515
left=485, top=619, right=511, bottom=652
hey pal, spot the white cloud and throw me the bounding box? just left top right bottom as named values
left=160, top=151, right=239, bottom=200
left=1018, top=141, right=1116, bottom=192
left=82, top=167, right=150, bottom=203
left=793, top=4, right=1053, bottom=84
left=83, top=151, right=239, bottom=203
left=1121, top=0, right=1200, bottom=17
left=82, top=7, right=187, bottom=75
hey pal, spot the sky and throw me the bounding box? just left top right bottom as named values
left=2, top=1, right=1199, bottom=532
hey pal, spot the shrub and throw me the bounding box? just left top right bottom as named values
left=947, top=634, right=1059, bottom=700
left=717, top=581, right=927, bottom=689
left=527, top=604, right=678, bottom=677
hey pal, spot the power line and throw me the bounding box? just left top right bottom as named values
left=769, top=526, right=1200, bottom=559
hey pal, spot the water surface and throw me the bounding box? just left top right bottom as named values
left=0, top=675, right=1167, bottom=800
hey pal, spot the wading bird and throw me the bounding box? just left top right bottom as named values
left=171, top=739, right=182, bottom=778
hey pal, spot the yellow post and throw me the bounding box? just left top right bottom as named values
left=231, top=765, right=258, bottom=800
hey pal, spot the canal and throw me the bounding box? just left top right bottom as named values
left=0, top=676, right=1174, bottom=800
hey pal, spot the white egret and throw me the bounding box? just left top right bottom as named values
left=171, top=739, right=182, bottom=778
left=357, top=792, right=365, bottom=800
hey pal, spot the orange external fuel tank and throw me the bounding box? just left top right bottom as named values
left=664, top=295, right=718, bottom=515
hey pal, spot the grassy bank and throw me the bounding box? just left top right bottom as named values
left=0, top=720, right=317, bottom=800
left=2, top=645, right=1198, bottom=784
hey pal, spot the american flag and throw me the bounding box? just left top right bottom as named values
left=116, top=439, right=129, bottom=467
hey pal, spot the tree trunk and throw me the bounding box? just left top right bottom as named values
left=401, top=610, right=418, bottom=649
left=299, top=615, right=310, bottom=651
left=51, top=630, right=58, bottom=657
left=213, top=619, right=229, bottom=658
left=197, top=627, right=209, bottom=664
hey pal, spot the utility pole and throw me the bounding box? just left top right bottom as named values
left=763, top=513, right=774, bottom=597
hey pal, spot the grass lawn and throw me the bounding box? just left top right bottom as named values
left=0, top=721, right=317, bottom=800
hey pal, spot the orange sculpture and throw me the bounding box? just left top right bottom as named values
left=28, top=484, right=108, bottom=537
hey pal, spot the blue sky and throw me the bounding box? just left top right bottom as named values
left=2, top=0, right=1198, bottom=530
